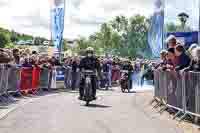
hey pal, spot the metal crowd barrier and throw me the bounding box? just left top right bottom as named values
left=39, top=67, right=50, bottom=89
left=154, top=70, right=200, bottom=121
left=183, top=72, right=200, bottom=118
left=0, top=64, right=10, bottom=96
left=7, top=66, right=20, bottom=93
left=0, top=64, right=51, bottom=96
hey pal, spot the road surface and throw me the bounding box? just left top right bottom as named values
left=0, top=88, right=183, bottom=133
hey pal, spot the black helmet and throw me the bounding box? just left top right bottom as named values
left=86, top=47, right=94, bottom=53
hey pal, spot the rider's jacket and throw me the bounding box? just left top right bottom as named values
left=79, top=56, right=101, bottom=72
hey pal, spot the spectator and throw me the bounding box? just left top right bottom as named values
left=32, top=51, right=37, bottom=55
left=0, top=49, right=11, bottom=64
left=49, top=56, right=61, bottom=66
left=188, top=43, right=198, bottom=58
left=184, top=47, right=200, bottom=72
left=71, top=57, right=79, bottom=90
left=22, top=57, right=32, bottom=67
left=25, top=49, right=31, bottom=56
left=159, top=50, right=167, bottom=68
left=165, top=48, right=177, bottom=70
left=175, top=44, right=191, bottom=71
left=166, top=35, right=177, bottom=48
left=12, top=48, right=20, bottom=64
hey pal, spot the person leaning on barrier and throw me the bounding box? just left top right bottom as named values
left=188, top=43, right=198, bottom=58
left=166, top=35, right=177, bottom=48
left=12, top=48, right=20, bottom=64
left=163, top=48, right=177, bottom=70
left=156, top=50, right=168, bottom=69
left=174, top=44, right=191, bottom=71
left=184, top=47, right=200, bottom=72
left=0, top=49, right=12, bottom=64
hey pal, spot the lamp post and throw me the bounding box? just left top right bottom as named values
left=178, top=12, right=189, bottom=32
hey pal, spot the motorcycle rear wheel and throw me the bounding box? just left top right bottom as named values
left=86, top=100, right=90, bottom=106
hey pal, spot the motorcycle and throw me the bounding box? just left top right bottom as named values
left=81, top=70, right=96, bottom=106
left=120, top=70, right=129, bottom=93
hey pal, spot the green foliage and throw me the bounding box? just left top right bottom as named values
left=165, top=22, right=193, bottom=32
left=0, top=33, right=9, bottom=48
left=0, top=27, right=49, bottom=48
left=71, top=15, right=150, bottom=58
left=4, top=43, right=16, bottom=49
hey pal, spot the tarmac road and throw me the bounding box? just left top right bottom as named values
left=0, top=88, right=183, bottom=133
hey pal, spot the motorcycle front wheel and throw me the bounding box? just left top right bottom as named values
left=85, top=80, right=92, bottom=106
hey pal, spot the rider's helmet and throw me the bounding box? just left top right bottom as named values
left=86, top=47, right=94, bottom=56
left=86, top=47, right=94, bottom=52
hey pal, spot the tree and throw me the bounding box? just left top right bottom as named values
left=63, top=39, right=73, bottom=51
left=126, top=15, right=149, bottom=57
left=110, top=15, right=128, bottom=33
left=0, top=33, right=9, bottom=48
left=69, top=15, right=150, bottom=58
left=165, top=22, right=192, bottom=32
left=5, top=43, right=16, bottom=49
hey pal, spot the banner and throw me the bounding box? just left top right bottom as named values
left=148, top=0, right=164, bottom=57
left=51, top=0, right=65, bottom=54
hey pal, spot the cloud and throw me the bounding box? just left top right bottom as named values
left=0, top=0, right=199, bottom=40
left=0, top=1, right=9, bottom=7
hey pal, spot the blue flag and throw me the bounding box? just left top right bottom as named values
left=51, top=0, right=65, bottom=54
left=148, top=0, right=164, bottom=57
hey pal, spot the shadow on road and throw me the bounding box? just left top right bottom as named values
left=84, top=104, right=112, bottom=108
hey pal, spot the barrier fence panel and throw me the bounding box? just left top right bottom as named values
left=0, top=65, right=9, bottom=95
left=50, top=67, right=57, bottom=89
left=193, top=72, right=200, bottom=116
left=7, top=66, right=20, bottom=93
left=20, top=67, right=33, bottom=93
left=55, top=66, right=65, bottom=89
left=39, top=67, right=50, bottom=89
left=0, top=65, right=5, bottom=95
left=185, top=72, right=199, bottom=115
left=32, top=67, right=41, bottom=93
left=159, top=70, right=167, bottom=101
left=154, top=70, right=160, bottom=98
left=166, top=71, right=183, bottom=110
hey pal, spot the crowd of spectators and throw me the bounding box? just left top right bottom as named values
left=157, top=35, right=200, bottom=72
left=0, top=47, right=155, bottom=90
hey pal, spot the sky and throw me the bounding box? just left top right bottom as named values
left=0, top=0, right=199, bottom=40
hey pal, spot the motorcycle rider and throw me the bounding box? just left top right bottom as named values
left=79, top=47, right=101, bottom=100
